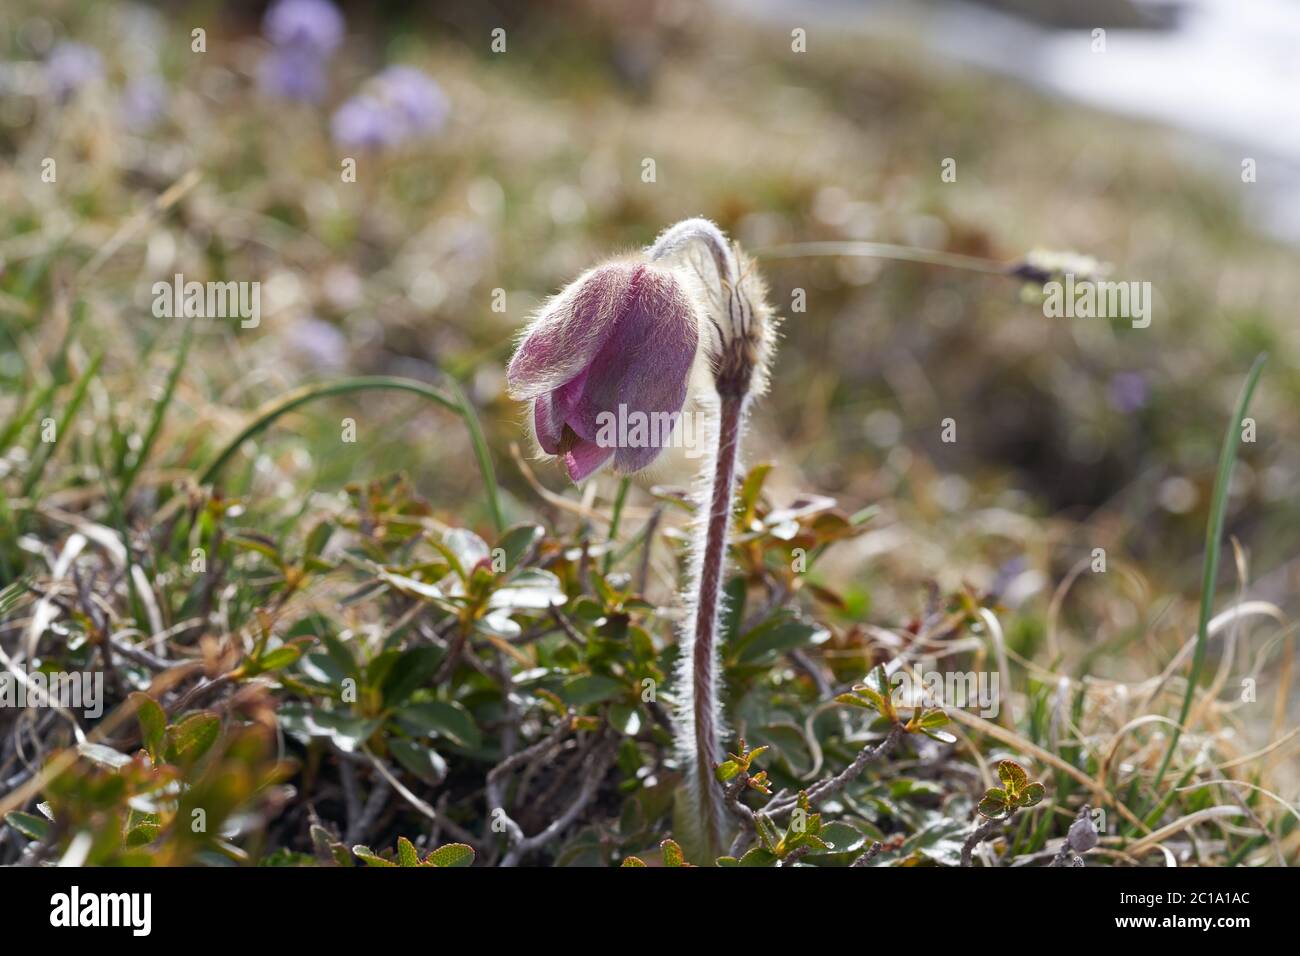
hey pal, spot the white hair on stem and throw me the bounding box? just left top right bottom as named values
left=648, top=218, right=777, bottom=861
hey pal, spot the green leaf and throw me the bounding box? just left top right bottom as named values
left=835, top=690, right=886, bottom=714
left=1017, top=782, right=1046, bottom=808
left=126, top=822, right=161, bottom=847
left=397, top=700, right=481, bottom=749
left=738, top=846, right=778, bottom=867
left=978, top=789, right=1009, bottom=819
left=77, top=742, right=132, bottom=769
left=715, top=760, right=741, bottom=783
left=560, top=674, right=624, bottom=708
left=720, top=577, right=748, bottom=647
left=488, top=569, right=567, bottom=611
left=397, top=836, right=421, bottom=867
left=921, top=727, right=958, bottom=744
left=442, top=528, right=491, bottom=578
left=660, top=839, right=686, bottom=867
left=389, top=738, right=448, bottom=785
left=381, top=646, right=444, bottom=706
left=130, top=692, right=166, bottom=762
left=351, top=845, right=396, bottom=867
left=864, top=665, right=891, bottom=699
left=164, top=712, right=221, bottom=765
left=375, top=568, right=448, bottom=605
left=734, top=620, right=822, bottom=664
left=917, top=711, right=957, bottom=744
left=608, top=704, right=642, bottom=737
left=303, top=520, right=334, bottom=560
left=496, top=524, right=544, bottom=571
left=251, top=644, right=303, bottom=675
left=997, top=759, right=1028, bottom=794
left=4, top=811, right=50, bottom=841
left=279, top=705, right=381, bottom=753
left=621, top=856, right=647, bottom=867
left=426, top=843, right=475, bottom=867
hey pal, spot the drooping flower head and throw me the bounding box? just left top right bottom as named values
left=506, top=258, right=701, bottom=483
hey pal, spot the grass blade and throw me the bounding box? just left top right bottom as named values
left=1150, top=353, right=1267, bottom=794
left=119, top=322, right=192, bottom=498
left=197, top=375, right=503, bottom=532
left=20, top=350, right=104, bottom=500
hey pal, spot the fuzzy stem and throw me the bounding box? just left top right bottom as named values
left=684, top=393, right=746, bottom=859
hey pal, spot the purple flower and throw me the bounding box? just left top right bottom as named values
left=507, top=261, right=700, bottom=482
left=258, top=46, right=329, bottom=104
left=374, top=66, right=449, bottom=136
left=285, top=316, right=348, bottom=370
left=120, top=75, right=168, bottom=131
left=329, top=67, right=450, bottom=150
left=263, top=0, right=345, bottom=55
left=46, top=42, right=104, bottom=101
left=330, top=94, right=403, bottom=149
left=1107, top=371, right=1149, bottom=413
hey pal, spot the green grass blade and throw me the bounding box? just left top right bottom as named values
left=20, top=350, right=104, bottom=500
left=119, top=323, right=192, bottom=497
left=603, top=477, right=631, bottom=573
left=1150, top=353, right=1267, bottom=794
left=443, top=377, right=504, bottom=533
left=197, top=375, right=503, bottom=532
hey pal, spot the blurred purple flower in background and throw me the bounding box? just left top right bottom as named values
left=330, top=94, right=403, bottom=150
left=120, top=74, right=168, bottom=131
left=258, top=46, right=329, bottom=104
left=330, top=67, right=449, bottom=151
left=1107, top=371, right=1149, bottom=413
left=263, top=0, right=345, bottom=55
left=46, top=42, right=104, bottom=102
left=284, top=316, right=349, bottom=371
left=259, top=0, right=344, bottom=103
left=375, top=66, right=449, bottom=136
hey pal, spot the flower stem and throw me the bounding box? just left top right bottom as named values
left=685, top=393, right=745, bottom=859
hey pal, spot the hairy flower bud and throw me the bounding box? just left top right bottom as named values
left=649, top=218, right=776, bottom=401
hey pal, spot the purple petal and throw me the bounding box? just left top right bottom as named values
left=564, top=266, right=698, bottom=473
left=533, top=369, right=588, bottom=454
left=564, top=438, right=614, bottom=483
left=506, top=263, right=637, bottom=400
